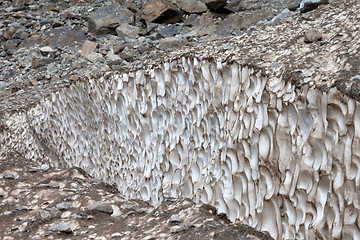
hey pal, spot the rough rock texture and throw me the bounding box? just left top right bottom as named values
left=0, top=155, right=271, bottom=239
left=1, top=0, right=360, bottom=239
left=88, top=4, right=134, bottom=34
left=141, top=0, right=183, bottom=24
left=170, top=0, right=208, bottom=13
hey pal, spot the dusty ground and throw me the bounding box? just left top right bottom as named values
left=0, top=152, right=273, bottom=240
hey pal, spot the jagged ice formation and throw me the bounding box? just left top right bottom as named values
left=1, top=0, right=360, bottom=239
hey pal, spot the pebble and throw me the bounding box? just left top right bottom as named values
left=48, top=221, right=72, bottom=233
left=4, top=211, right=13, bottom=216
left=39, top=47, right=55, bottom=54
left=61, top=211, right=72, bottom=219
left=56, top=202, right=71, bottom=210
left=112, top=232, right=121, bottom=238
left=40, top=164, right=50, bottom=171
left=169, top=215, right=182, bottom=223
left=170, top=225, right=183, bottom=233
left=3, top=173, right=15, bottom=179
left=304, top=28, right=322, bottom=43
left=39, top=210, right=52, bottom=222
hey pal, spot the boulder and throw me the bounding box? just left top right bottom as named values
left=141, top=0, right=183, bottom=24
left=199, top=0, right=227, bottom=11
left=299, top=0, right=329, bottom=13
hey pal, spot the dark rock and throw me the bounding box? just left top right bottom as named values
left=119, top=52, right=134, bottom=62
left=170, top=0, right=207, bottom=13
left=300, top=0, right=329, bottom=13
left=3, top=39, right=22, bottom=55
left=46, top=28, right=85, bottom=48
left=32, top=58, right=55, bottom=68
left=12, top=27, right=27, bottom=39
left=287, top=0, right=302, bottom=11
left=158, top=25, right=180, bottom=37
left=123, top=1, right=140, bottom=13
left=141, top=0, right=183, bottom=24
left=199, top=0, right=227, bottom=11
left=88, top=4, right=134, bottom=34
left=18, top=35, right=43, bottom=49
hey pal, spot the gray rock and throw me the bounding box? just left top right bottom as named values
left=299, top=0, right=328, bottom=13
left=39, top=46, right=55, bottom=54
left=89, top=201, right=113, bottom=214
left=88, top=4, right=133, bottom=34
left=304, top=28, right=322, bottom=43
left=158, top=37, right=186, bottom=50
left=169, top=215, right=182, bottom=223
left=222, top=44, right=234, bottom=50
left=170, top=225, right=183, bottom=233
left=224, top=0, right=243, bottom=12
left=158, top=25, right=181, bottom=37
left=141, top=0, right=183, bottom=24
left=40, top=164, right=50, bottom=171
left=3, top=173, right=15, bottom=179
left=137, top=43, right=150, bottom=54
left=46, top=28, right=85, bottom=48
left=216, top=9, right=273, bottom=35
left=39, top=210, right=52, bottom=222
left=266, top=9, right=293, bottom=25
left=87, top=52, right=104, bottom=63
left=170, top=0, right=207, bottom=13
left=3, top=39, right=21, bottom=55
left=4, top=211, right=13, bottom=216
left=183, top=220, right=193, bottom=229
left=49, top=221, right=72, bottom=233
left=200, top=0, right=227, bottom=11
left=56, top=202, right=70, bottom=210
left=48, top=208, right=62, bottom=218
left=32, top=58, right=55, bottom=68
left=12, top=27, right=27, bottom=39
left=115, top=23, right=141, bottom=38
left=107, top=50, right=123, bottom=66
left=287, top=0, right=302, bottom=11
